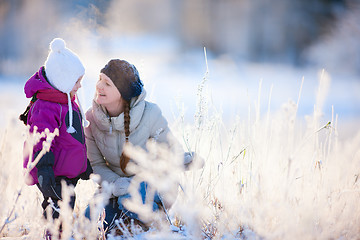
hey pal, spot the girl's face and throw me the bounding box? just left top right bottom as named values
left=70, top=76, right=83, bottom=98
left=95, top=73, right=121, bottom=106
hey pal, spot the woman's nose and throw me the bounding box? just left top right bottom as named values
left=96, top=81, right=102, bottom=89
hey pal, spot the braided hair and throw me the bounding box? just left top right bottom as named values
left=120, top=100, right=131, bottom=174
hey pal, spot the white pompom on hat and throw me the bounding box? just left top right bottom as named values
left=44, top=38, right=86, bottom=133
left=45, top=38, right=85, bottom=93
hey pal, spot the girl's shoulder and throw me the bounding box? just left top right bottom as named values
left=31, top=99, right=63, bottom=115
left=28, top=100, right=64, bottom=129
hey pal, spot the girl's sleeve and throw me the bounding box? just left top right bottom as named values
left=29, top=102, right=61, bottom=153
left=85, top=112, right=120, bottom=184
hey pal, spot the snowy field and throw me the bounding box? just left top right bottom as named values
left=0, top=43, right=360, bottom=239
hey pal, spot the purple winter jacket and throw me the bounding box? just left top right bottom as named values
left=23, top=67, right=87, bottom=185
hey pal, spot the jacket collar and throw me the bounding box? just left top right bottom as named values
left=36, top=89, right=75, bottom=104
left=25, top=67, right=75, bottom=104
left=92, top=89, right=147, bottom=133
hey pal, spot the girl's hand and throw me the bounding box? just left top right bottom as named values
left=37, top=166, right=57, bottom=198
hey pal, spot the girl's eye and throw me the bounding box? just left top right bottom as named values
left=106, top=82, right=110, bottom=86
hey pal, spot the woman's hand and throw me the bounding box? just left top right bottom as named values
left=184, top=152, right=205, bottom=171
left=112, top=177, right=131, bottom=197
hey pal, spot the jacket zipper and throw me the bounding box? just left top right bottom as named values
left=108, top=117, right=113, bottom=134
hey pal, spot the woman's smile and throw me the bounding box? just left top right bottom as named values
left=95, top=73, right=122, bottom=109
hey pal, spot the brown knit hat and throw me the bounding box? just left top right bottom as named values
left=101, top=59, right=143, bottom=101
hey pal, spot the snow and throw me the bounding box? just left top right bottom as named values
left=1, top=36, right=360, bottom=240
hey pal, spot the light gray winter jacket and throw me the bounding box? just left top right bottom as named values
left=85, top=90, right=181, bottom=187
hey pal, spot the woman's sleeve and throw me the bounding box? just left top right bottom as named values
left=148, top=104, right=183, bottom=208
left=85, top=114, right=120, bottom=184
left=149, top=104, right=183, bottom=153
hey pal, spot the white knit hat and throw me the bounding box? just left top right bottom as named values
left=45, top=38, right=86, bottom=133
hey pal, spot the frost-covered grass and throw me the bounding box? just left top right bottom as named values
left=0, top=68, right=360, bottom=239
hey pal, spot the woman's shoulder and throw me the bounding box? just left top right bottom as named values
left=144, top=101, right=161, bottom=113
left=141, top=101, right=168, bottom=129
left=85, top=106, right=94, bottom=120
left=85, top=105, right=99, bottom=128
left=85, top=101, right=103, bottom=120
left=143, top=101, right=163, bottom=119
left=85, top=101, right=110, bottom=132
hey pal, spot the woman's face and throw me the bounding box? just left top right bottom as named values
left=95, top=73, right=121, bottom=106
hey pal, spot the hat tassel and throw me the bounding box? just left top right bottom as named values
left=66, top=93, right=76, bottom=133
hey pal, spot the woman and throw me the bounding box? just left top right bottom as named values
left=85, top=59, right=189, bottom=233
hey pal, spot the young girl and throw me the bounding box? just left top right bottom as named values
left=21, top=38, right=92, bottom=224
left=85, top=59, right=194, bottom=234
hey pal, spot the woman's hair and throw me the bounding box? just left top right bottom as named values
left=120, top=100, right=131, bottom=174
left=101, top=59, right=143, bottom=102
